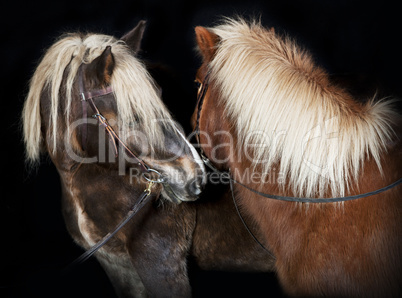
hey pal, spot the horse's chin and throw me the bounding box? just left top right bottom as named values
left=161, top=183, right=198, bottom=204
left=162, top=188, right=182, bottom=204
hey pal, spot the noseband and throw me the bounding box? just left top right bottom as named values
left=78, top=65, right=151, bottom=174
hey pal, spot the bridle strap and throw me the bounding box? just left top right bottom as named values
left=87, top=97, right=150, bottom=172
left=228, top=176, right=276, bottom=258
left=194, top=70, right=211, bottom=145
left=81, top=87, right=113, bottom=101
left=78, top=65, right=149, bottom=173
left=78, top=66, right=88, bottom=151
left=78, top=66, right=113, bottom=151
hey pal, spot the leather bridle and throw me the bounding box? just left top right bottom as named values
left=194, top=71, right=210, bottom=138
left=78, top=65, right=150, bottom=174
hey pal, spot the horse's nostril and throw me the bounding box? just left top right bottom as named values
left=188, top=179, right=202, bottom=196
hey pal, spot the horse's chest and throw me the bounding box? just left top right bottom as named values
left=74, top=201, right=98, bottom=247
left=61, top=188, right=99, bottom=249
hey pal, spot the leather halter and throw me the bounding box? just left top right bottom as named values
left=194, top=70, right=402, bottom=203
left=194, top=70, right=210, bottom=142
left=78, top=65, right=113, bottom=151
left=78, top=65, right=150, bottom=173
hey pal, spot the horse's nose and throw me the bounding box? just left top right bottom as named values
left=187, top=178, right=203, bottom=196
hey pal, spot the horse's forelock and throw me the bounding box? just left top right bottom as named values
left=22, top=33, right=173, bottom=164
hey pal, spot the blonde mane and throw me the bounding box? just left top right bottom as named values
left=23, top=33, right=173, bottom=163
left=209, top=18, right=398, bottom=197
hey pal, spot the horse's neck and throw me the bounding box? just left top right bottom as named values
left=56, top=161, right=143, bottom=218
left=231, top=130, right=402, bottom=252
left=57, top=162, right=145, bottom=248
left=58, top=161, right=141, bottom=192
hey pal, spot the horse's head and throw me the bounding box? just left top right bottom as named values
left=23, top=21, right=206, bottom=203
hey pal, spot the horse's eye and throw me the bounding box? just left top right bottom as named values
left=194, top=80, right=202, bottom=94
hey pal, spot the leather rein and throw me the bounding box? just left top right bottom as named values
left=194, top=70, right=402, bottom=203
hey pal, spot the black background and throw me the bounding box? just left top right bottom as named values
left=2, top=0, right=401, bottom=297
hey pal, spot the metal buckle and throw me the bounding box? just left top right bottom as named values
left=80, top=93, right=86, bottom=101
left=144, top=181, right=154, bottom=195
left=92, top=113, right=106, bottom=121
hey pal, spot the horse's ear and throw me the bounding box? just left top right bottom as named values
left=195, top=26, right=219, bottom=62
left=87, top=46, right=115, bottom=86
left=121, top=20, right=147, bottom=54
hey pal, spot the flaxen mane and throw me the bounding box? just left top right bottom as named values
left=208, top=18, right=398, bottom=197
left=23, top=33, right=173, bottom=164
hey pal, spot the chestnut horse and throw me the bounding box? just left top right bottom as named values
left=193, top=18, right=402, bottom=296
left=22, top=21, right=276, bottom=297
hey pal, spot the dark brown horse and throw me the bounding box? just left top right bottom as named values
left=193, top=18, right=402, bottom=297
left=22, top=21, right=276, bottom=297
